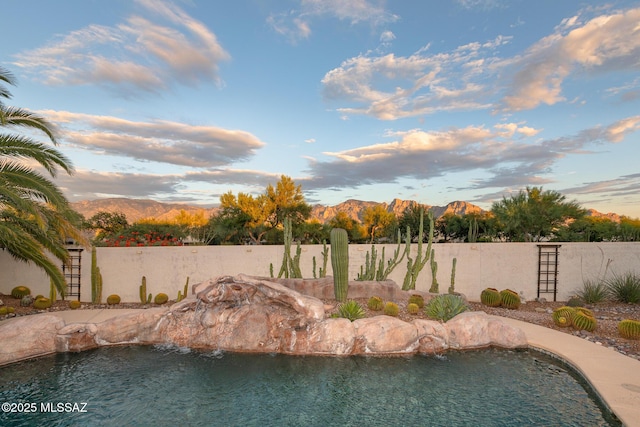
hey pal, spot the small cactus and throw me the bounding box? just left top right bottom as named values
left=154, top=293, right=169, bottom=305
left=0, top=307, right=8, bottom=316
left=69, top=300, right=81, bottom=310
left=500, top=289, right=521, bottom=309
left=106, top=294, right=121, bottom=305
left=33, top=297, right=52, bottom=310
left=367, top=296, right=384, bottom=311
left=480, top=288, right=502, bottom=307
left=572, top=310, right=597, bottom=332
left=383, top=301, right=399, bottom=317
left=408, top=294, right=425, bottom=308
left=618, top=319, right=640, bottom=340
left=407, top=303, right=420, bottom=315
left=552, top=306, right=576, bottom=327
left=20, top=295, right=34, bottom=307
left=11, top=286, right=31, bottom=299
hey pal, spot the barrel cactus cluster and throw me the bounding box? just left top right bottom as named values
left=480, top=288, right=521, bottom=309
left=618, top=319, right=640, bottom=340
left=551, top=306, right=597, bottom=332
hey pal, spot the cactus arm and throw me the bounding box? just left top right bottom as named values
left=448, top=258, right=457, bottom=294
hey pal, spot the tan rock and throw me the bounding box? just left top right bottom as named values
left=0, top=314, right=64, bottom=366
left=352, top=315, right=419, bottom=355
left=413, top=319, right=449, bottom=354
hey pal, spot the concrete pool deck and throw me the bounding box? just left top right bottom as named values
left=12, top=309, right=640, bottom=426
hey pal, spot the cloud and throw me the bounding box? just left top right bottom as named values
left=268, top=0, right=398, bottom=42
left=302, top=116, right=639, bottom=193
left=42, top=110, right=265, bottom=167
left=12, top=0, right=229, bottom=94
left=321, top=7, right=640, bottom=119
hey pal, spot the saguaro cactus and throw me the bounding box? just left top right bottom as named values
left=91, top=246, right=102, bottom=304
left=330, top=228, right=349, bottom=302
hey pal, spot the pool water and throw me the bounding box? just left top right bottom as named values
left=0, top=346, right=619, bottom=426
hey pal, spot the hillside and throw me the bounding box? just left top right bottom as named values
left=72, top=197, right=484, bottom=224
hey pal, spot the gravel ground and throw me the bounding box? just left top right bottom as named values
left=2, top=293, right=639, bottom=360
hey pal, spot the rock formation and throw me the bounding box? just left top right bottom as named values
left=0, top=275, right=527, bottom=366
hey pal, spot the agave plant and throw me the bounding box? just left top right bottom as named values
left=425, top=294, right=468, bottom=322
left=336, top=300, right=366, bottom=322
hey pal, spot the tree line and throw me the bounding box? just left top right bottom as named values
left=85, top=178, right=640, bottom=246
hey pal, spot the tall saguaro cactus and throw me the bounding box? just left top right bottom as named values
left=330, top=228, right=349, bottom=302
left=91, top=246, right=102, bottom=304
left=402, top=209, right=434, bottom=291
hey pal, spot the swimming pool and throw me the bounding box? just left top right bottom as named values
left=0, top=345, right=619, bottom=426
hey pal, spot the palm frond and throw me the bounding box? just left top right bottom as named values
left=0, top=133, right=73, bottom=176
left=1, top=107, right=59, bottom=144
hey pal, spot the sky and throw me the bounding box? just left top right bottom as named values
left=2, top=0, right=640, bottom=218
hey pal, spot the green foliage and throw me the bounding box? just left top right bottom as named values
left=552, top=306, right=576, bottom=327
left=618, top=319, right=640, bottom=340
left=480, top=288, right=502, bottom=307
left=356, top=230, right=406, bottom=281
left=407, top=303, right=420, bottom=315
left=140, top=276, right=148, bottom=304
left=277, top=218, right=302, bottom=278
left=177, top=277, right=189, bottom=302
left=408, top=294, right=425, bottom=308
left=424, top=294, right=468, bottom=322
left=11, top=286, right=31, bottom=299
left=499, top=289, right=521, bottom=309
left=491, top=186, right=585, bottom=242
left=362, top=204, right=397, bottom=243
left=605, top=271, right=640, bottom=304
left=154, top=293, right=169, bottom=305
left=572, top=310, right=597, bottom=332
left=383, top=301, right=399, bottom=317
left=402, top=209, right=434, bottom=291
left=20, top=295, right=33, bottom=307
left=330, top=228, right=349, bottom=302
left=336, top=300, right=366, bottom=321
left=367, top=296, right=384, bottom=311
left=576, top=279, right=609, bottom=304
left=68, top=300, right=81, bottom=310
left=0, top=307, right=8, bottom=316
left=91, top=247, right=102, bottom=304
left=106, top=294, right=121, bottom=305
left=33, top=297, right=52, bottom=310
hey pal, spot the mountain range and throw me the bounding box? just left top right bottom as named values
left=71, top=197, right=621, bottom=224
left=71, top=198, right=483, bottom=224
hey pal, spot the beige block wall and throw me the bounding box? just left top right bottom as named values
left=1, top=243, right=639, bottom=303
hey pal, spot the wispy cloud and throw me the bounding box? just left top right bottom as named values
left=43, top=110, right=265, bottom=167
left=302, top=116, right=640, bottom=192
left=268, top=0, right=398, bottom=42
left=321, top=6, right=640, bottom=119
left=12, top=0, right=229, bottom=95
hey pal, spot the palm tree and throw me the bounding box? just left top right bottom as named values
left=0, top=66, right=85, bottom=295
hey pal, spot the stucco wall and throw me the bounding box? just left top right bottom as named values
left=1, top=243, right=639, bottom=303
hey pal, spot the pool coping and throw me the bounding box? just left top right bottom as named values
left=5, top=309, right=640, bottom=426
left=498, top=317, right=640, bottom=427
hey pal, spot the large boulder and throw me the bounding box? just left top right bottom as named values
left=0, top=314, right=64, bottom=366
left=352, top=315, right=419, bottom=355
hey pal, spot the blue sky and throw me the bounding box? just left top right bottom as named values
left=2, top=0, right=640, bottom=217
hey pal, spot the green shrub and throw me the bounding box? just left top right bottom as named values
left=11, top=286, right=31, bottom=299
left=606, top=272, right=640, bottom=304
left=480, top=288, right=501, bottom=307
left=383, top=302, right=399, bottom=317
left=367, top=296, right=384, bottom=311
left=154, top=293, right=169, bottom=305
left=336, top=300, right=366, bottom=322
left=576, top=279, right=608, bottom=304
left=408, top=294, right=425, bottom=308
left=424, top=294, right=468, bottom=322
left=69, top=300, right=81, bottom=310
left=407, top=303, right=420, bottom=315
left=33, top=297, right=52, bottom=310
left=618, top=319, right=640, bottom=340
left=106, top=294, right=121, bottom=305
left=499, top=289, right=521, bottom=309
